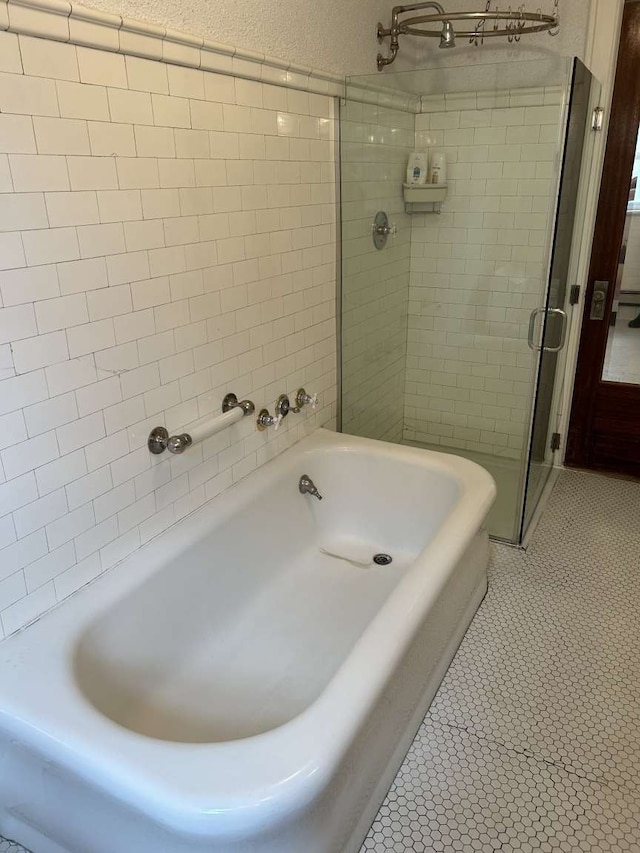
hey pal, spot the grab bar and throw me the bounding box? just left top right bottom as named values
left=148, top=393, right=255, bottom=455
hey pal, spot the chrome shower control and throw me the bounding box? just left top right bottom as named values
left=372, top=211, right=397, bottom=250
left=257, top=395, right=290, bottom=432
left=257, top=409, right=276, bottom=431
left=292, top=388, right=318, bottom=412
left=275, top=394, right=290, bottom=419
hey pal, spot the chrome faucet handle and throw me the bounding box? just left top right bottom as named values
left=272, top=394, right=289, bottom=430
left=371, top=218, right=398, bottom=237
left=257, top=409, right=276, bottom=431
left=257, top=394, right=290, bottom=431
left=275, top=394, right=290, bottom=417
left=292, top=388, right=318, bottom=412
left=256, top=409, right=283, bottom=431
left=372, top=222, right=393, bottom=236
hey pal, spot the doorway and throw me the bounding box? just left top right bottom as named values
left=566, top=1, right=640, bottom=477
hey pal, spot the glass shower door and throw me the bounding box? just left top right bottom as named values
left=339, top=92, right=415, bottom=442
left=521, top=60, right=600, bottom=536
left=340, top=58, right=598, bottom=545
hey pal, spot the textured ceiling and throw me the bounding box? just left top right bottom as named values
left=78, top=0, right=591, bottom=77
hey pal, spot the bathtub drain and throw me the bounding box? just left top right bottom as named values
left=373, top=553, right=393, bottom=566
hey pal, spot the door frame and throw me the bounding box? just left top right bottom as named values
left=565, top=0, right=640, bottom=475
left=555, top=0, right=624, bottom=456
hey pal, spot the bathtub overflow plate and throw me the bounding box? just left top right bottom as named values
left=373, top=553, right=393, bottom=566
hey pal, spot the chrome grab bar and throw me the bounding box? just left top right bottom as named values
left=527, top=307, right=568, bottom=354
left=148, top=392, right=255, bottom=454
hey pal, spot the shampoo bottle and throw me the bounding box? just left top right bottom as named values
left=406, top=152, right=428, bottom=185
left=430, top=152, right=447, bottom=185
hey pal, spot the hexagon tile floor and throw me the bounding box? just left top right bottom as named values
left=361, top=469, right=640, bottom=853
left=2, top=469, right=639, bottom=853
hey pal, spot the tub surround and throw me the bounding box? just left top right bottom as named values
left=0, top=15, right=337, bottom=640
left=0, top=429, right=495, bottom=853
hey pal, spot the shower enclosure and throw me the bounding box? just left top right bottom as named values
left=339, top=57, right=599, bottom=543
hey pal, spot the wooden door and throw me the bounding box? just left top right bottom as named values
left=566, top=1, right=640, bottom=476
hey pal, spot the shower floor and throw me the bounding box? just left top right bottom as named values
left=403, top=441, right=547, bottom=542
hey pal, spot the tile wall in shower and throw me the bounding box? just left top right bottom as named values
left=0, top=30, right=337, bottom=639
left=404, top=88, right=563, bottom=459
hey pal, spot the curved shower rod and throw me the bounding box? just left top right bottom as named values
left=376, top=1, right=559, bottom=70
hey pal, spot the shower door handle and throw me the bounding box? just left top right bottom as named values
left=527, top=308, right=546, bottom=351
left=527, top=307, right=568, bottom=353
left=543, top=308, right=568, bottom=353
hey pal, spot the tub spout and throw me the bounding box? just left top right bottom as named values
left=299, top=474, right=323, bottom=500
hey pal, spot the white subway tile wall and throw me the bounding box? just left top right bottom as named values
left=341, top=100, right=413, bottom=442
left=0, top=31, right=337, bottom=639
left=405, top=88, right=564, bottom=459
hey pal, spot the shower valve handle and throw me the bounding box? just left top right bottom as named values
left=293, top=388, right=318, bottom=412
left=257, top=409, right=278, bottom=431
left=372, top=221, right=397, bottom=238
left=257, top=394, right=290, bottom=431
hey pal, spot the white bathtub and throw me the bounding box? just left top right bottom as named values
left=0, top=429, right=495, bottom=853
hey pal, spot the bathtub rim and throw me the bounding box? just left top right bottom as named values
left=0, top=428, right=496, bottom=839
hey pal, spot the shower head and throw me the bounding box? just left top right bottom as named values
left=377, top=2, right=558, bottom=68
left=439, top=19, right=456, bottom=48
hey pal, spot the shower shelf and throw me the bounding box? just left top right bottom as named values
left=403, top=183, right=447, bottom=214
